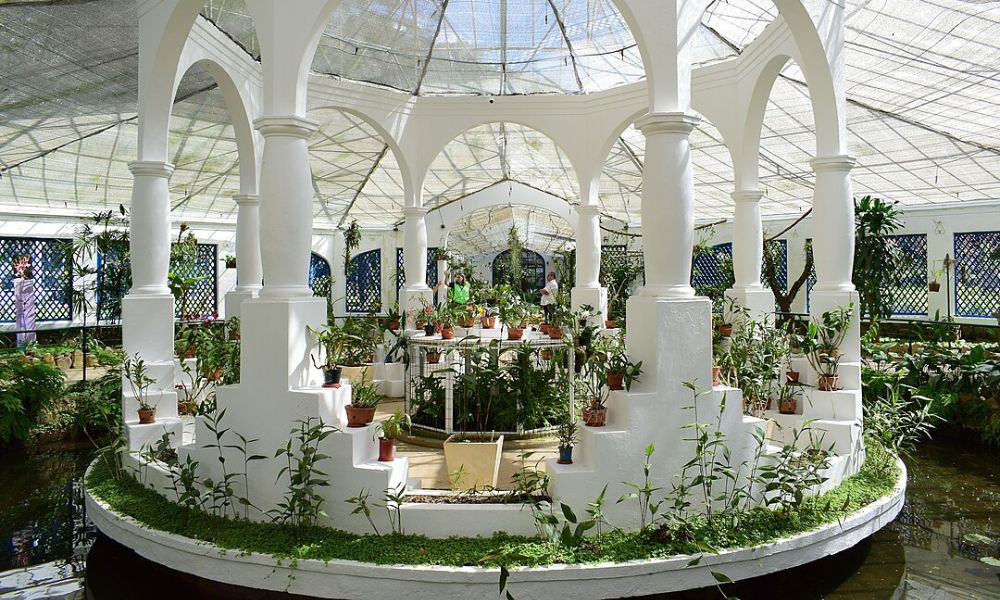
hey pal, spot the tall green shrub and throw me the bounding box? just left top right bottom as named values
left=0, top=361, right=66, bottom=444
left=853, top=195, right=905, bottom=319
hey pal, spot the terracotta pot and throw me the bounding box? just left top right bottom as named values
left=928, top=281, right=941, bottom=292
left=540, top=349, right=554, bottom=361
left=605, top=319, right=618, bottom=329
left=785, top=370, right=800, bottom=384
left=507, top=327, right=524, bottom=341
left=137, top=407, right=156, bottom=424
left=205, top=368, right=223, bottom=382
left=583, top=407, right=607, bottom=427
left=441, top=326, right=455, bottom=340
left=607, top=372, right=625, bottom=390
left=388, top=321, right=401, bottom=331
left=323, top=367, right=343, bottom=387
left=345, top=404, right=377, bottom=428
left=712, top=365, right=722, bottom=387
left=426, top=351, right=441, bottom=364
left=540, top=323, right=550, bottom=335
left=817, top=374, right=841, bottom=391
left=461, top=318, right=476, bottom=328
left=435, top=322, right=444, bottom=334
left=378, top=438, right=395, bottom=462
left=549, top=328, right=564, bottom=340
left=779, top=399, right=797, bottom=415
left=557, top=446, right=573, bottom=465
left=184, top=346, right=196, bottom=359
left=718, top=324, right=733, bottom=337
left=481, top=316, right=496, bottom=329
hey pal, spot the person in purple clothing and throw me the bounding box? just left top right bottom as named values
left=13, top=257, right=37, bottom=349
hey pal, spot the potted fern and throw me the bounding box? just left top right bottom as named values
left=124, top=353, right=158, bottom=424
left=346, top=380, right=380, bottom=427
left=376, top=408, right=411, bottom=462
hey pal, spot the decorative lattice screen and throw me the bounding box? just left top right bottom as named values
left=770, top=239, right=788, bottom=292
left=97, top=242, right=129, bottom=322
left=347, top=249, right=382, bottom=313
left=174, top=244, right=218, bottom=318
left=0, top=237, right=73, bottom=323
left=889, top=234, right=928, bottom=316
left=601, top=245, right=627, bottom=279
left=691, top=243, right=733, bottom=299
left=492, top=249, right=546, bottom=291
left=954, top=231, right=1000, bottom=318
left=395, top=248, right=439, bottom=292
left=309, top=252, right=332, bottom=299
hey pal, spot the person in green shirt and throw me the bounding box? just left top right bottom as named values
left=435, top=271, right=472, bottom=307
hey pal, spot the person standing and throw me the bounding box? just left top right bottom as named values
left=539, top=271, right=558, bottom=322
left=433, top=271, right=472, bottom=307
left=13, top=258, right=37, bottom=349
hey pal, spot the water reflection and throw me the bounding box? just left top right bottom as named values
left=1, top=439, right=998, bottom=599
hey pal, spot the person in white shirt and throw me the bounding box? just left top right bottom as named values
left=539, top=271, right=558, bottom=322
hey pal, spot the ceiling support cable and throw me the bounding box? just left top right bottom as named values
left=544, top=0, right=585, bottom=92
left=337, top=144, right=390, bottom=228
left=413, top=0, right=451, bottom=96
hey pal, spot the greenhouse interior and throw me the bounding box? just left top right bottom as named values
left=1, top=0, right=999, bottom=599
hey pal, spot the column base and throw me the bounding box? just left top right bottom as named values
left=241, top=296, right=327, bottom=392
left=122, top=293, right=175, bottom=364
left=637, top=284, right=696, bottom=299
left=725, top=287, right=776, bottom=324
left=625, top=295, right=713, bottom=396
left=571, top=286, right=607, bottom=324
left=224, top=289, right=258, bottom=320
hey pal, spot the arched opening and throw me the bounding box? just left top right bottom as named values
left=308, top=252, right=332, bottom=299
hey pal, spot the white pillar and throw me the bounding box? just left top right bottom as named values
left=401, top=206, right=432, bottom=326
left=571, top=203, right=607, bottom=319
left=255, top=116, right=319, bottom=299
left=234, top=194, right=263, bottom=294
left=127, top=161, right=174, bottom=296
left=725, top=190, right=774, bottom=321
left=810, top=155, right=857, bottom=293
left=634, top=112, right=700, bottom=299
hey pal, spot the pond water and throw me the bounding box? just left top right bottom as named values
left=0, top=438, right=998, bottom=599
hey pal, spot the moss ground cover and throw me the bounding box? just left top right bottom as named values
left=86, top=447, right=900, bottom=569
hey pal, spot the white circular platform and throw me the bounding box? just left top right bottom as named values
left=86, top=461, right=906, bottom=600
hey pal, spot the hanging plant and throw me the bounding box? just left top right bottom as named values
left=343, top=219, right=362, bottom=277
left=508, top=224, right=523, bottom=291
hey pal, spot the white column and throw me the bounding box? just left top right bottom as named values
left=127, top=161, right=174, bottom=296
left=234, top=194, right=263, bottom=294
left=810, top=155, right=857, bottom=293
left=255, top=116, right=319, bottom=299
left=575, top=204, right=601, bottom=289
left=731, top=190, right=764, bottom=290
left=726, top=190, right=774, bottom=322
left=403, top=206, right=430, bottom=292
left=634, top=112, right=700, bottom=299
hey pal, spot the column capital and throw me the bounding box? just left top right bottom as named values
left=128, top=160, right=175, bottom=178
left=254, top=115, right=319, bottom=139
left=403, top=206, right=428, bottom=218
left=810, top=155, right=856, bottom=173
left=576, top=204, right=601, bottom=217
left=731, top=190, right=764, bottom=204
left=233, top=194, right=260, bottom=207
left=635, top=112, right=700, bottom=137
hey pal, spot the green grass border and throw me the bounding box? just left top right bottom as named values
left=86, top=449, right=900, bottom=568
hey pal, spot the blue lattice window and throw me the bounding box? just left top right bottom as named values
left=309, top=252, right=332, bottom=298
left=492, top=249, right=545, bottom=291
left=954, top=231, right=1000, bottom=318
left=889, top=234, right=928, bottom=316
left=692, top=243, right=733, bottom=301
left=96, top=242, right=130, bottom=322
left=395, top=248, right=439, bottom=293
left=173, top=244, right=218, bottom=319
left=769, top=240, right=788, bottom=292
left=347, top=249, right=382, bottom=313
left=0, top=237, right=73, bottom=323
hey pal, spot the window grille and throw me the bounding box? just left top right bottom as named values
left=954, top=231, right=1000, bottom=318
left=492, top=249, right=546, bottom=291
left=173, top=244, right=218, bottom=319
left=0, top=237, right=73, bottom=323
left=888, top=234, right=928, bottom=316
left=347, top=249, right=382, bottom=313
left=394, top=248, right=439, bottom=293
left=692, top=243, right=733, bottom=300
left=309, top=252, right=332, bottom=299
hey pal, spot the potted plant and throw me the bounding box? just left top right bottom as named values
left=805, top=304, right=853, bottom=391
left=778, top=382, right=800, bottom=415
left=340, top=317, right=380, bottom=385
left=498, top=294, right=528, bottom=340
left=439, top=305, right=460, bottom=340
left=346, top=380, right=380, bottom=427
left=385, top=306, right=402, bottom=332
left=124, top=353, right=158, bottom=424
left=309, top=325, right=346, bottom=387
left=929, top=262, right=944, bottom=292
left=224, top=254, right=237, bottom=269
left=578, top=363, right=608, bottom=427
left=556, top=419, right=578, bottom=464
left=376, top=408, right=411, bottom=462
left=598, top=334, right=642, bottom=391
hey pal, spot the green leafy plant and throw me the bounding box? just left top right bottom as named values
left=376, top=409, right=411, bottom=440
left=122, top=353, right=157, bottom=411
left=343, top=219, right=362, bottom=277
left=351, top=380, right=381, bottom=409
left=0, top=360, right=65, bottom=444
left=617, top=443, right=662, bottom=531
left=853, top=195, right=905, bottom=320
left=270, top=417, right=335, bottom=530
